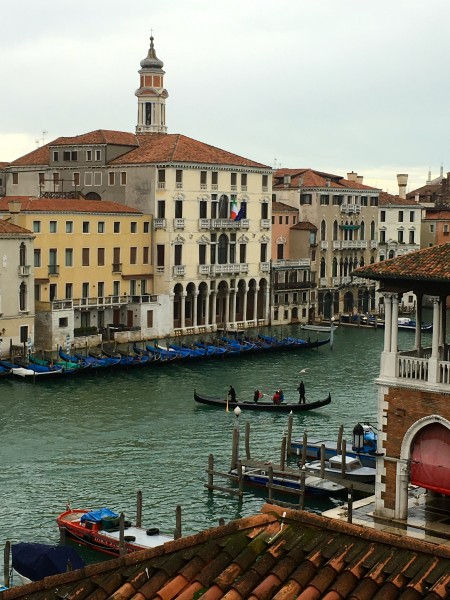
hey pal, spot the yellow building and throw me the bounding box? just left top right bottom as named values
left=0, top=196, right=156, bottom=351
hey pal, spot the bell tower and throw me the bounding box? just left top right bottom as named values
left=135, top=35, right=168, bottom=133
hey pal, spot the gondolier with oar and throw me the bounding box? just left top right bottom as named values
left=297, top=380, right=306, bottom=403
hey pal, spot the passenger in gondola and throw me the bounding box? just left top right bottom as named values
left=272, top=390, right=281, bottom=405
left=228, top=385, right=236, bottom=402
left=253, top=389, right=262, bottom=403
left=278, top=389, right=284, bottom=403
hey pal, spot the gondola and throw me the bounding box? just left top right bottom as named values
left=194, top=390, right=331, bottom=412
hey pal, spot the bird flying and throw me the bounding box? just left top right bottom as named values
left=299, top=368, right=309, bottom=373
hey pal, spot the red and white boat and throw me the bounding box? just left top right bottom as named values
left=56, top=507, right=172, bottom=556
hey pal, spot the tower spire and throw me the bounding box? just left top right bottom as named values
left=135, top=34, right=168, bottom=134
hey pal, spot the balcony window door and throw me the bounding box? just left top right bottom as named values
left=19, top=243, right=26, bottom=267
left=19, top=282, right=27, bottom=311
left=157, top=200, right=165, bottom=219
left=261, top=202, right=268, bottom=219
left=218, top=234, right=228, bottom=264
left=218, top=195, right=228, bottom=219
left=239, top=243, right=247, bottom=264
left=175, top=200, right=183, bottom=219
left=260, top=243, right=267, bottom=262
left=174, top=245, right=182, bottom=266
left=277, top=243, right=284, bottom=260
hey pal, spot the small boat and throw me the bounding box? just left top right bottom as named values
left=194, top=341, right=225, bottom=356
left=0, top=360, right=64, bottom=378
left=194, top=390, right=331, bottom=412
left=56, top=507, right=172, bottom=557
left=11, top=542, right=85, bottom=585
left=290, top=422, right=378, bottom=468
left=397, top=317, right=433, bottom=332
left=0, top=363, right=12, bottom=378
left=232, top=465, right=346, bottom=497
left=300, top=323, right=338, bottom=333
left=305, top=455, right=376, bottom=484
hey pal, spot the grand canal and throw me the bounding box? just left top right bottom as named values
left=0, top=323, right=431, bottom=575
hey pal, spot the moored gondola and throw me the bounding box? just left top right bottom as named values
left=194, top=390, right=331, bottom=412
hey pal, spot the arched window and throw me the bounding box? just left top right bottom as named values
left=370, top=255, right=375, bottom=264
left=320, top=219, right=326, bottom=241
left=389, top=249, right=395, bottom=259
left=19, top=282, right=27, bottom=311
left=320, top=257, right=326, bottom=277
left=218, top=233, right=229, bottom=264
left=360, top=256, right=365, bottom=267
left=370, top=220, right=375, bottom=241
left=360, top=221, right=365, bottom=241
left=332, top=257, right=338, bottom=277
left=333, top=220, right=338, bottom=241
left=218, top=195, right=229, bottom=219
left=19, top=242, right=26, bottom=267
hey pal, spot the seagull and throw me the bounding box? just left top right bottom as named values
left=299, top=368, right=309, bottom=374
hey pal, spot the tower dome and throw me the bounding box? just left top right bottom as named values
left=135, top=35, right=168, bottom=134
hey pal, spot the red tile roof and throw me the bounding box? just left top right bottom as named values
left=0, top=219, right=32, bottom=235
left=0, top=196, right=143, bottom=214
left=272, top=201, right=298, bottom=212
left=50, top=129, right=139, bottom=147
left=110, top=133, right=270, bottom=168
left=273, top=169, right=380, bottom=192
left=379, top=191, right=421, bottom=207
left=9, top=142, right=56, bottom=167
left=0, top=161, right=9, bottom=168
left=354, top=243, right=450, bottom=282
left=3, top=504, right=450, bottom=600
left=291, top=220, right=317, bottom=231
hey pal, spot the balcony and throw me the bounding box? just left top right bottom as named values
left=200, top=183, right=207, bottom=190
left=340, top=204, right=361, bottom=214
left=154, top=218, right=166, bottom=229
left=211, top=184, right=218, bottom=191
left=260, top=262, right=271, bottom=273
left=210, top=263, right=249, bottom=276
left=262, top=186, right=268, bottom=192
left=157, top=182, right=166, bottom=189
left=332, top=277, right=341, bottom=286
left=341, top=276, right=352, bottom=285
left=173, top=265, right=186, bottom=276
left=175, top=182, right=183, bottom=189
left=273, top=281, right=313, bottom=291
left=173, top=218, right=185, bottom=229
left=370, top=240, right=378, bottom=249
left=333, top=240, right=367, bottom=250
left=272, top=259, right=311, bottom=269
left=198, top=218, right=250, bottom=230
left=48, top=264, right=59, bottom=276
left=112, top=263, right=122, bottom=273
left=319, top=277, right=327, bottom=287
left=198, top=265, right=210, bottom=275
left=129, top=294, right=158, bottom=304
left=231, top=185, right=237, bottom=191
left=260, top=219, right=271, bottom=229
left=320, top=241, right=329, bottom=250
left=18, top=265, right=31, bottom=276
left=73, top=295, right=129, bottom=309
left=241, top=186, right=247, bottom=192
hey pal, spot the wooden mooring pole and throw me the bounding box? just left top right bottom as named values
left=301, top=431, right=307, bottom=467
left=245, top=421, right=251, bottom=460
left=280, top=436, right=286, bottom=471
left=286, top=414, right=293, bottom=461
left=119, top=513, right=126, bottom=556
left=337, top=425, right=344, bottom=455
left=347, top=485, right=354, bottom=523
left=4, top=541, right=10, bottom=589
left=175, top=505, right=182, bottom=539
left=136, top=490, right=142, bottom=528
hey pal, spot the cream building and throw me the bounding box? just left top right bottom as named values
left=4, top=36, right=273, bottom=336
left=0, top=196, right=158, bottom=350
left=0, top=219, right=35, bottom=356
left=273, top=169, right=379, bottom=318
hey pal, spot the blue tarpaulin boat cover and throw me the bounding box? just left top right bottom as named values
left=80, top=507, right=118, bottom=523
left=12, top=543, right=85, bottom=581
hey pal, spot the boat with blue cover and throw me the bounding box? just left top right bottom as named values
left=11, top=542, right=85, bottom=585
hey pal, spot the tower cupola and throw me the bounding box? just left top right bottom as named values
left=135, top=35, right=168, bottom=134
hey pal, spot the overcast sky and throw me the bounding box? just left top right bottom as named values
left=1, top=0, right=448, bottom=193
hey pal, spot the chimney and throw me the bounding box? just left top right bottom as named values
left=356, top=175, right=364, bottom=184
left=397, top=173, right=408, bottom=199
left=347, top=171, right=358, bottom=182
left=283, top=174, right=291, bottom=188
left=325, top=178, right=331, bottom=188
left=8, top=199, right=22, bottom=226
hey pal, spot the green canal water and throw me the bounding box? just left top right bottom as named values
left=0, top=324, right=430, bottom=574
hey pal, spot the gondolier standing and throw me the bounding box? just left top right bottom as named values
left=228, top=385, right=236, bottom=402
left=297, top=380, right=306, bottom=403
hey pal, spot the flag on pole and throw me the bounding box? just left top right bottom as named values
left=230, top=201, right=238, bottom=220
left=234, top=206, right=244, bottom=222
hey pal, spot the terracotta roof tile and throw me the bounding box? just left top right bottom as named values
left=0, top=161, right=9, bottom=168
left=3, top=504, right=450, bottom=600
left=9, top=141, right=57, bottom=166
left=0, top=196, right=143, bottom=215
left=379, top=191, right=422, bottom=207
left=273, top=168, right=380, bottom=192
left=272, top=202, right=298, bottom=212
left=50, top=129, right=138, bottom=147
left=354, top=243, right=450, bottom=283
left=0, top=219, right=32, bottom=235
left=291, top=220, right=317, bottom=231
left=109, top=133, right=270, bottom=169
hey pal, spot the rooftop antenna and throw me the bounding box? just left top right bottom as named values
left=42, top=130, right=48, bottom=146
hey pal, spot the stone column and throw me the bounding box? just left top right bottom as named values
left=210, top=291, right=217, bottom=326
left=391, top=294, right=399, bottom=355
left=180, top=291, right=187, bottom=331
left=414, top=294, right=422, bottom=353
left=383, top=293, right=392, bottom=353
left=192, top=291, right=198, bottom=329
left=224, top=291, right=230, bottom=329
left=428, top=296, right=441, bottom=384
left=438, top=297, right=444, bottom=349
left=231, top=289, right=237, bottom=327
left=242, top=287, right=248, bottom=325
left=253, top=286, right=259, bottom=325
left=204, top=291, right=210, bottom=327
left=264, top=285, right=270, bottom=325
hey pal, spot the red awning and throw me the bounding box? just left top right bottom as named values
left=410, top=423, right=450, bottom=496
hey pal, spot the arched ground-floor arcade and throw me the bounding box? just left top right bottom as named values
left=170, top=277, right=270, bottom=334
